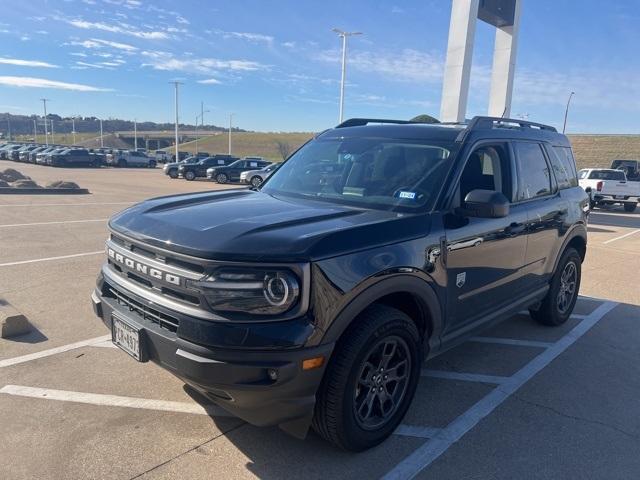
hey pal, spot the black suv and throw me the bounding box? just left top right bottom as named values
left=206, top=158, right=272, bottom=184
left=179, top=155, right=240, bottom=181
left=92, top=117, right=588, bottom=451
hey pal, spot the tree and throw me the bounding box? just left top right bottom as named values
left=410, top=114, right=440, bottom=124
left=275, top=139, right=292, bottom=160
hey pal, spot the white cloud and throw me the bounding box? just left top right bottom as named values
left=282, top=41, right=296, bottom=49
left=0, top=76, right=112, bottom=91
left=224, top=31, right=273, bottom=44
left=90, top=38, right=138, bottom=51
left=197, top=78, right=222, bottom=85
left=141, top=51, right=267, bottom=74
left=0, top=57, right=58, bottom=68
left=70, top=52, right=88, bottom=57
left=75, top=61, right=114, bottom=69
left=62, top=17, right=169, bottom=39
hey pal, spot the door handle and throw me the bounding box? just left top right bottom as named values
left=505, top=222, right=526, bottom=235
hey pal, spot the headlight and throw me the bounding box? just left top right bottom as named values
left=192, top=268, right=300, bottom=316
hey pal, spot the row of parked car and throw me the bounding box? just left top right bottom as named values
left=0, top=142, right=157, bottom=168
left=162, top=153, right=280, bottom=186
left=578, top=159, right=640, bottom=212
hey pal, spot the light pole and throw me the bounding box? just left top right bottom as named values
left=562, top=91, right=575, bottom=134
left=40, top=98, right=49, bottom=145
left=51, top=118, right=55, bottom=144
left=6, top=115, right=11, bottom=142
left=99, top=118, right=104, bottom=147
left=33, top=119, right=37, bottom=143
left=134, top=118, right=138, bottom=150
left=170, top=81, right=183, bottom=160
left=72, top=117, right=77, bottom=145
left=195, top=102, right=210, bottom=154
left=228, top=113, right=234, bottom=155
left=332, top=28, right=362, bottom=124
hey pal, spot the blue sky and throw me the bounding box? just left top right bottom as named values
left=0, top=0, right=638, bottom=133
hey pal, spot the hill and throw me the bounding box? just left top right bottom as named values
left=567, top=135, right=640, bottom=170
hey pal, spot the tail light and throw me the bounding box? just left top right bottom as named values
left=596, top=181, right=603, bottom=192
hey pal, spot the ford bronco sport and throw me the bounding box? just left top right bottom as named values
left=92, top=116, right=588, bottom=451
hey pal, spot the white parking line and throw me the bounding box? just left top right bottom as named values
left=394, top=425, right=442, bottom=439
left=0, top=202, right=133, bottom=207
left=383, top=300, right=618, bottom=480
left=0, top=219, right=107, bottom=228
left=0, top=385, right=233, bottom=417
left=469, top=337, right=554, bottom=349
left=603, top=228, right=640, bottom=245
left=421, top=370, right=509, bottom=385
left=92, top=340, right=118, bottom=349
left=0, top=251, right=103, bottom=267
left=0, top=335, right=110, bottom=368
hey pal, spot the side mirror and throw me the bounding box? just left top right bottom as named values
left=460, top=189, right=510, bottom=218
left=584, top=186, right=592, bottom=194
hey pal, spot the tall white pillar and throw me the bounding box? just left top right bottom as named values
left=487, top=0, right=521, bottom=118
left=440, top=0, right=479, bottom=123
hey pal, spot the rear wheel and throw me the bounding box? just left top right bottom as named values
left=250, top=176, right=263, bottom=188
left=185, top=170, right=196, bottom=181
left=624, top=203, right=637, bottom=213
left=216, top=173, right=228, bottom=184
left=312, top=305, right=421, bottom=451
left=530, top=247, right=581, bottom=326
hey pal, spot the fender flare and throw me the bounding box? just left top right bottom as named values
left=552, top=223, right=587, bottom=273
left=319, top=274, right=443, bottom=350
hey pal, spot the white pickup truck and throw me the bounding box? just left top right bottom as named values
left=106, top=150, right=156, bottom=168
left=578, top=168, right=640, bottom=212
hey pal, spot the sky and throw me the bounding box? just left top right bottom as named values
left=0, top=0, right=639, bottom=133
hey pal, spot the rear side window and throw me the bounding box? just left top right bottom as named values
left=513, top=142, right=552, bottom=200
left=551, top=147, right=578, bottom=189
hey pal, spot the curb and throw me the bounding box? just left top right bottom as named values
left=0, top=188, right=90, bottom=195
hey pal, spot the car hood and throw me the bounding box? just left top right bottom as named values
left=109, top=189, right=432, bottom=262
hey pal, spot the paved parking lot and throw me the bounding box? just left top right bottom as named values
left=1, top=163, right=639, bottom=479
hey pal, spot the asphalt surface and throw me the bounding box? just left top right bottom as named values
left=0, top=162, right=639, bottom=480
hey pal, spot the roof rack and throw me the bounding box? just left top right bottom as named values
left=455, top=116, right=557, bottom=142
left=335, top=118, right=417, bottom=128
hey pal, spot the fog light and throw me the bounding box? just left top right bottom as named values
left=268, top=368, right=278, bottom=381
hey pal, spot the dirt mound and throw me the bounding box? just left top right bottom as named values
left=46, top=180, right=81, bottom=189
left=11, top=179, right=41, bottom=188
left=0, top=168, right=30, bottom=183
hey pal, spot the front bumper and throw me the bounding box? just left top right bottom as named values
left=91, top=270, right=333, bottom=435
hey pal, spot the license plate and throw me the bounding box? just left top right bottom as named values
left=614, top=195, right=626, bottom=200
left=112, top=314, right=141, bottom=361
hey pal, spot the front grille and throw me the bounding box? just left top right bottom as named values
left=105, top=283, right=179, bottom=333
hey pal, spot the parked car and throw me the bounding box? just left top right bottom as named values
left=10, top=145, right=36, bottom=161
left=179, top=155, right=240, bottom=181
left=206, top=158, right=271, bottom=183
left=163, top=156, right=200, bottom=179
left=578, top=168, right=640, bottom=212
left=17, top=145, right=41, bottom=162
left=37, top=147, right=66, bottom=165
left=0, top=144, right=22, bottom=160
left=171, top=151, right=190, bottom=162
left=240, top=162, right=281, bottom=187
left=611, top=159, right=640, bottom=181
left=93, top=116, right=588, bottom=451
left=50, top=148, right=100, bottom=167
left=195, top=151, right=210, bottom=159
left=107, top=150, right=156, bottom=168
left=154, top=150, right=171, bottom=163
left=25, top=146, right=48, bottom=163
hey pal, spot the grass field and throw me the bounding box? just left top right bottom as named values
left=567, top=135, right=640, bottom=170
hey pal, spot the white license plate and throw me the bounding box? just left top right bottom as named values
left=112, top=315, right=141, bottom=361
left=614, top=195, right=626, bottom=200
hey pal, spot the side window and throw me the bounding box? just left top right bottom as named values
left=514, top=142, right=552, bottom=201
left=552, top=147, right=578, bottom=187
left=459, top=144, right=512, bottom=206
left=578, top=169, right=589, bottom=179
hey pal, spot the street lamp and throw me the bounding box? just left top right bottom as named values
left=332, top=28, right=362, bottom=124
left=195, top=102, right=210, bottom=154
left=99, top=118, right=104, bottom=148
left=170, top=81, right=183, bottom=160
left=40, top=98, right=50, bottom=145
left=562, top=91, right=575, bottom=134
left=228, top=113, right=234, bottom=155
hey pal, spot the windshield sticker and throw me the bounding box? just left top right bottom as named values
left=398, top=191, right=416, bottom=200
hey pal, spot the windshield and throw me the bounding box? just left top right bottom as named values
left=262, top=136, right=456, bottom=210
left=589, top=170, right=625, bottom=181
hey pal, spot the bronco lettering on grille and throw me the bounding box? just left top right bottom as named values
left=107, top=247, right=181, bottom=286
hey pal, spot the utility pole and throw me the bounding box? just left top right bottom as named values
left=228, top=113, right=234, bottom=155
left=134, top=118, right=138, bottom=150
left=195, top=102, right=209, bottom=155
left=40, top=98, right=49, bottom=145
left=33, top=119, right=37, bottom=143
left=6, top=115, right=11, bottom=142
left=170, top=81, right=183, bottom=160
left=562, top=91, right=575, bottom=134
left=332, top=28, right=362, bottom=124
left=99, top=118, right=104, bottom=147
left=51, top=118, right=54, bottom=144
left=72, top=117, right=76, bottom=145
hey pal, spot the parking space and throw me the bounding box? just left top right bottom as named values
left=1, top=163, right=639, bottom=479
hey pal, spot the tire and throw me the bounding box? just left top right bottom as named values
left=216, top=173, right=228, bottom=184
left=623, top=203, right=637, bottom=213
left=312, top=305, right=421, bottom=451
left=185, top=170, right=196, bottom=181
left=148, top=160, right=156, bottom=169
left=168, top=169, right=178, bottom=179
left=589, top=200, right=596, bottom=210
left=529, top=247, right=581, bottom=326
left=117, top=159, right=127, bottom=168
left=250, top=176, right=263, bottom=188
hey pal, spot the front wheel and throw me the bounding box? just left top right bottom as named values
left=624, top=203, right=637, bottom=213
left=530, top=247, right=581, bottom=326
left=216, top=173, right=228, bottom=184
left=168, top=169, right=178, bottom=179
left=250, top=176, right=263, bottom=188
left=312, top=305, right=421, bottom=451
left=184, top=170, right=196, bottom=181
